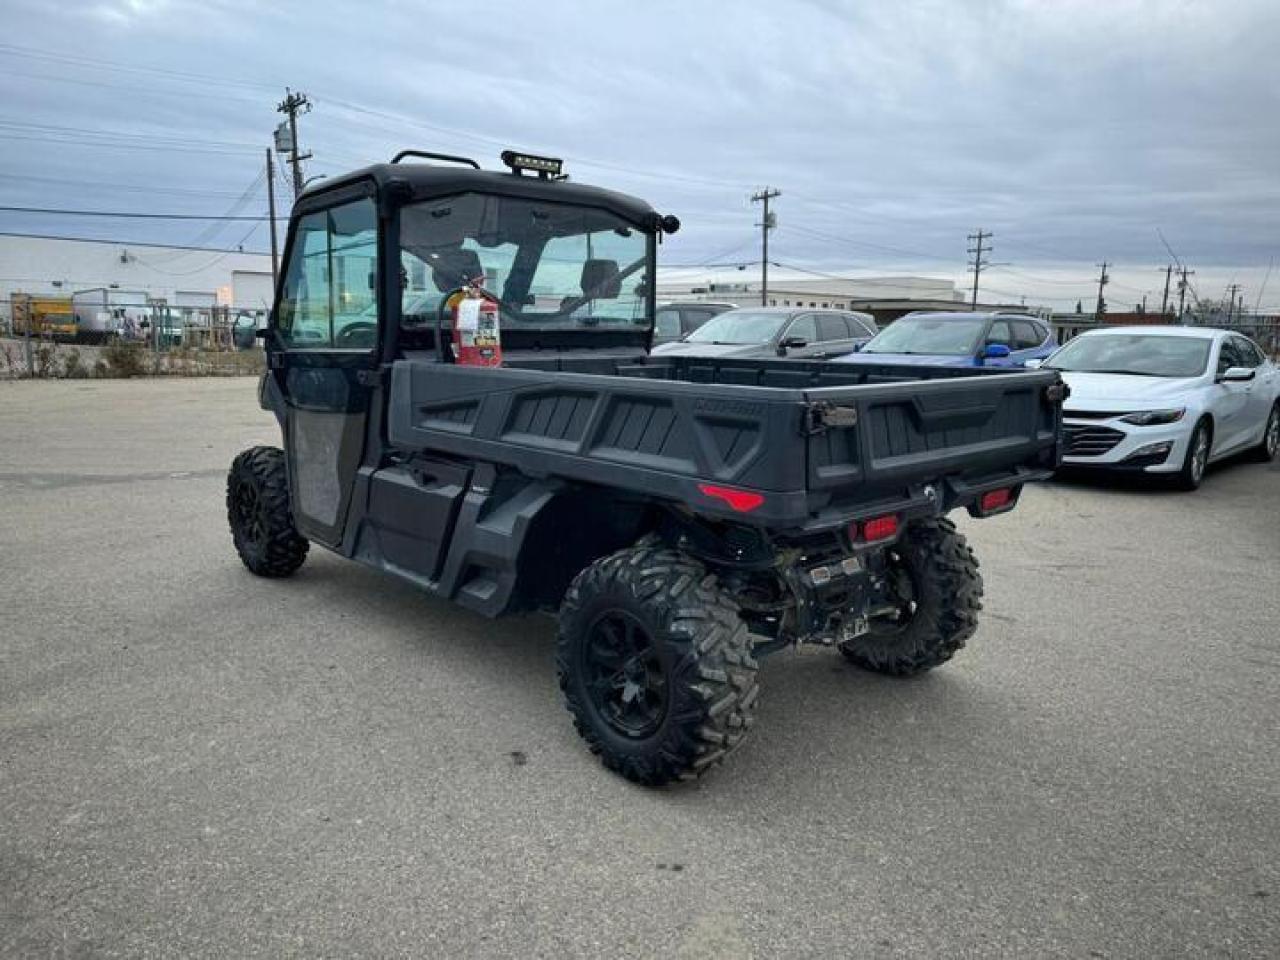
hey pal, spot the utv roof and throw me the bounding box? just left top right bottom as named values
left=296, top=159, right=660, bottom=229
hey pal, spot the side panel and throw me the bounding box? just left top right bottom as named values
left=385, top=361, right=812, bottom=524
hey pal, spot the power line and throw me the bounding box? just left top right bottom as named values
left=0, top=205, right=269, bottom=220
left=781, top=222, right=954, bottom=263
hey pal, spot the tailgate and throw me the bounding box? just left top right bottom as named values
left=804, top=370, right=1062, bottom=494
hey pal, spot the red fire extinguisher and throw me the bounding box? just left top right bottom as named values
left=447, top=283, right=503, bottom=367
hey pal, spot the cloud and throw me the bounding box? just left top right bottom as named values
left=2, top=0, right=1278, bottom=307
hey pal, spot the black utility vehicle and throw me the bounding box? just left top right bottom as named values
left=228, top=149, right=1066, bottom=785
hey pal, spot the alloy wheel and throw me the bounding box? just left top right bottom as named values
left=581, top=610, right=669, bottom=739
left=1191, top=429, right=1209, bottom=484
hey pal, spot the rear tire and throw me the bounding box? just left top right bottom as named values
left=226, top=446, right=309, bottom=577
left=839, top=518, right=982, bottom=677
left=557, top=544, right=758, bottom=786
left=1174, top=419, right=1212, bottom=490
left=1248, top=403, right=1279, bottom=463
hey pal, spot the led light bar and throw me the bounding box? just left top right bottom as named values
left=501, top=150, right=564, bottom=178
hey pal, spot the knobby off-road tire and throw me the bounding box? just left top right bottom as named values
left=840, top=517, right=982, bottom=677
left=226, top=446, right=309, bottom=578
left=557, top=545, right=759, bottom=786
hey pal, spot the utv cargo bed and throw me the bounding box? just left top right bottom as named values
left=386, top=353, right=1063, bottom=528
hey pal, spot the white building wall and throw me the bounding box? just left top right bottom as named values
left=656, top=274, right=961, bottom=307
left=0, top=234, right=275, bottom=322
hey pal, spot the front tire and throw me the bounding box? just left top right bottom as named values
left=226, top=446, right=309, bottom=577
left=840, top=517, right=982, bottom=677
left=1174, top=419, right=1212, bottom=490
left=1248, top=403, right=1279, bottom=463
left=557, top=545, right=759, bottom=786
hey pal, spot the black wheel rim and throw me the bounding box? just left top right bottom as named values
left=233, top=479, right=267, bottom=546
left=581, top=610, right=668, bottom=739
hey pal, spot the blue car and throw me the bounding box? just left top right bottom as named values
left=831, top=311, right=1058, bottom=368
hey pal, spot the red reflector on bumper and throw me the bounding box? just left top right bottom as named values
left=980, top=488, right=1013, bottom=511
left=861, top=514, right=899, bottom=541
left=698, top=483, right=764, bottom=513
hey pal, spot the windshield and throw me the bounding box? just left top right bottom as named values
left=685, top=311, right=788, bottom=344
left=861, top=314, right=988, bottom=355
left=1048, top=334, right=1211, bottom=377
left=398, top=193, right=651, bottom=330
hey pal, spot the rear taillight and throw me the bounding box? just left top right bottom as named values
left=698, top=483, right=764, bottom=513
left=859, top=514, right=899, bottom=542
left=980, top=488, right=1013, bottom=512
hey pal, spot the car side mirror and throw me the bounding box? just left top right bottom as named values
left=1218, top=366, right=1255, bottom=383
left=1023, top=358, right=1044, bottom=369
left=777, top=336, right=808, bottom=355
left=983, top=343, right=1011, bottom=359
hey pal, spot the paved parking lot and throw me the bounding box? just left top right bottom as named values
left=2, top=377, right=1278, bottom=958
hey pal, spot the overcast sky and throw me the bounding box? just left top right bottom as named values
left=2, top=0, right=1278, bottom=310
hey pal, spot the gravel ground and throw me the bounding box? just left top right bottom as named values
left=1, top=377, right=1277, bottom=959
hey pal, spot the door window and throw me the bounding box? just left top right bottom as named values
left=1231, top=336, right=1263, bottom=367
left=845, top=313, right=877, bottom=337
left=817, top=315, right=850, bottom=341
left=1012, top=320, right=1043, bottom=350
left=786, top=314, right=818, bottom=343
left=276, top=198, right=379, bottom=349
left=1217, top=338, right=1246, bottom=373
left=986, top=320, right=1013, bottom=346
left=654, top=307, right=682, bottom=341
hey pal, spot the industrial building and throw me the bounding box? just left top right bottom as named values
left=656, top=274, right=1043, bottom=325
left=0, top=233, right=274, bottom=331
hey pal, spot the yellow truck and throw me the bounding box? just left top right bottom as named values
left=10, top=294, right=77, bottom=339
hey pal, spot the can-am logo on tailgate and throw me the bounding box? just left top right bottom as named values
left=694, top=398, right=766, bottom=418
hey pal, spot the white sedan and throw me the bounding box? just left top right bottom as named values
left=1032, top=326, right=1280, bottom=489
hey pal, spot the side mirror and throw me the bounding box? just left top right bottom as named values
left=1023, top=358, right=1044, bottom=369
left=777, top=336, right=808, bottom=355
left=983, top=343, right=1012, bottom=359
left=1218, top=366, right=1255, bottom=383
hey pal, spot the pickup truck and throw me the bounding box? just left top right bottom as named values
left=226, top=149, right=1066, bottom=785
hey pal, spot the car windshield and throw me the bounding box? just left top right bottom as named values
left=399, top=193, right=651, bottom=330
left=861, top=315, right=987, bottom=355
left=1047, top=334, right=1211, bottom=377
left=684, top=311, right=788, bottom=344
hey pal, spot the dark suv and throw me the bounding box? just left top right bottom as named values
left=651, top=306, right=877, bottom=360
left=653, top=301, right=736, bottom=345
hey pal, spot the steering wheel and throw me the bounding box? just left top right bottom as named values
left=335, top=321, right=377, bottom=347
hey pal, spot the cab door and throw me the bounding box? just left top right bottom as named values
left=268, top=190, right=382, bottom=548
left=1212, top=337, right=1252, bottom=454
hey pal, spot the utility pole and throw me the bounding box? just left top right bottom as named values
left=966, top=229, right=991, bottom=310
left=276, top=88, right=312, bottom=198
left=750, top=187, right=780, bottom=306
left=1226, top=283, right=1242, bottom=323
left=266, top=148, right=279, bottom=287
left=1094, top=262, right=1110, bottom=323
left=1160, top=265, right=1173, bottom=315
left=1176, top=266, right=1194, bottom=322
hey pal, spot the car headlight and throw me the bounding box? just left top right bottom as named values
left=1120, top=408, right=1185, bottom=426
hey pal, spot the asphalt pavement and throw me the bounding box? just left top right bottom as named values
left=2, top=377, right=1278, bottom=958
